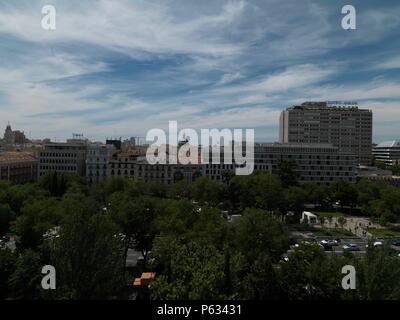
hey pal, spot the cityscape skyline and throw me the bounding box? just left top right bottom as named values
left=0, top=1, right=400, bottom=142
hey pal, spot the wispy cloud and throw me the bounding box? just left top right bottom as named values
left=0, top=0, right=399, bottom=142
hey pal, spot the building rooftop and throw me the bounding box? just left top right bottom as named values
left=255, top=142, right=339, bottom=150
left=0, top=151, right=36, bottom=164
left=375, top=140, right=400, bottom=148
left=287, top=101, right=370, bottom=112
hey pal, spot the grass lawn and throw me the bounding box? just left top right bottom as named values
left=367, top=228, right=400, bottom=237
left=313, top=228, right=354, bottom=237
left=314, top=211, right=345, bottom=218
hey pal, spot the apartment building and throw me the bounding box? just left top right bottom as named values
left=108, top=151, right=204, bottom=184
left=372, top=140, right=400, bottom=166
left=39, top=139, right=87, bottom=177
left=0, top=151, right=38, bottom=184
left=279, top=101, right=373, bottom=165
left=86, top=143, right=116, bottom=185
left=107, top=142, right=355, bottom=186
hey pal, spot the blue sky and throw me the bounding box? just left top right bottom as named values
left=0, top=0, right=400, bottom=143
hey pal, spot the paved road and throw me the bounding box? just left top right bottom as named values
left=288, top=238, right=369, bottom=256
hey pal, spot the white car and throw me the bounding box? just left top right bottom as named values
left=321, top=239, right=339, bottom=246
left=366, top=241, right=383, bottom=248
left=343, top=244, right=360, bottom=251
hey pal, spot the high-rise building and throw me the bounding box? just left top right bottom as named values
left=372, top=140, right=400, bottom=166
left=279, top=101, right=373, bottom=165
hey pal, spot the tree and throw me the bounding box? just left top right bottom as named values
left=326, top=214, right=333, bottom=228
left=234, top=208, right=288, bottom=262
left=241, top=254, right=283, bottom=299
left=110, top=194, right=159, bottom=268
left=49, top=198, right=125, bottom=299
left=283, top=186, right=307, bottom=217
left=373, top=161, right=387, bottom=170
left=304, top=183, right=329, bottom=208
left=380, top=188, right=400, bottom=218
left=329, top=180, right=358, bottom=212
left=391, top=164, right=400, bottom=176
left=0, top=204, right=15, bottom=234
left=154, top=199, right=197, bottom=240
left=151, top=241, right=232, bottom=300
left=0, top=183, right=48, bottom=215
left=8, top=249, right=42, bottom=299
left=318, top=216, right=326, bottom=227
left=190, top=207, right=229, bottom=249
left=276, top=159, right=299, bottom=187
left=279, top=243, right=345, bottom=299
left=167, top=180, right=191, bottom=199
left=11, top=198, right=60, bottom=251
left=0, top=248, right=17, bottom=299
left=337, top=216, right=347, bottom=229
left=355, top=245, right=400, bottom=299
left=190, top=176, right=225, bottom=206
left=92, top=176, right=132, bottom=202
left=38, top=171, right=86, bottom=198
left=357, top=179, right=380, bottom=207
left=229, top=172, right=284, bottom=213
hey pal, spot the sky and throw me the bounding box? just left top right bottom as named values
left=0, top=0, right=399, bottom=143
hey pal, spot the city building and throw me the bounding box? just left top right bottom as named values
left=0, top=151, right=38, bottom=184
left=279, top=101, right=373, bottom=165
left=2, top=123, right=28, bottom=146
left=38, top=138, right=88, bottom=177
left=13, top=130, right=27, bottom=145
left=3, top=123, right=14, bottom=145
left=107, top=142, right=356, bottom=186
left=357, top=165, right=400, bottom=187
left=86, top=143, right=116, bottom=185
left=372, top=140, right=400, bottom=166
left=106, top=139, right=122, bottom=151
left=254, top=143, right=356, bottom=185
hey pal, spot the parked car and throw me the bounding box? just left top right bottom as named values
left=392, top=240, right=400, bottom=247
left=366, top=241, right=383, bottom=248
left=343, top=243, right=360, bottom=251
left=321, top=239, right=339, bottom=246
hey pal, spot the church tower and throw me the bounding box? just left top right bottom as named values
left=3, top=122, right=14, bottom=145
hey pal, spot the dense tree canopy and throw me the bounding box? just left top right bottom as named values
left=1, top=171, right=400, bottom=300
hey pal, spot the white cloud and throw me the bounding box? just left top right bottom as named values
left=374, top=55, right=400, bottom=70
left=0, top=0, right=400, bottom=143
